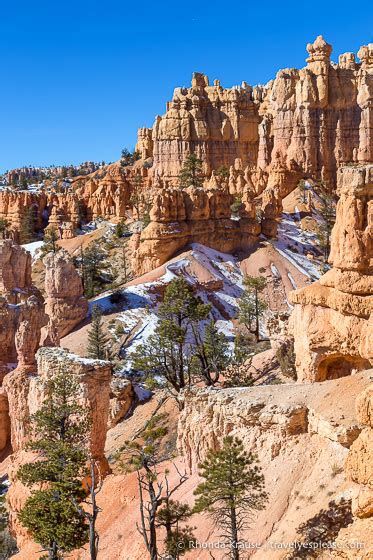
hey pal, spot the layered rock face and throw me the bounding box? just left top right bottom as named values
left=148, top=37, right=373, bottom=188
left=0, top=241, right=47, bottom=373
left=150, top=72, right=260, bottom=179
left=72, top=163, right=136, bottom=222
left=289, top=164, right=372, bottom=382
left=0, top=163, right=139, bottom=239
left=332, top=383, right=373, bottom=558
left=131, top=186, right=260, bottom=274
left=345, top=384, right=373, bottom=519
left=42, top=250, right=88, bottom=345
left=1, top=36, right=373, bottom=258
left=0, top=240, right=33, bottom=302
left=0, top=189, right=81, bottom=241
left=177, top=373, right=372, bottom=557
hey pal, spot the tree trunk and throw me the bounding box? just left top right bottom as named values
left=147, top=479, right=158, bottom=560
left=255, top=288, right=260, bottom=342
left=229, top=505, right=239, bottom=560
left=89, top=521, right=97, bottom=560
left=49, top=541, right=59, bottom=560
left=148, top=519, right=158, bottom=560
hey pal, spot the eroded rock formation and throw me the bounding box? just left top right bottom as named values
left=108, top=377, right=135, bottom=428
left=146, top=36, right=373, bottom=190
left=42, top=250, right=88, bottom=345
left=290, top=164, right=372, bottom=382
left=0, top=241, right=47, bottom=376
left=131, top=186, right=260, bottom=274
left=2, top=36, right=373, bottom=247
left=333, top=383, right=373, bottom=557
left=4, top=347, right=112, bottom=546
left=177, top=373, right=372, bottom=557
left=0, top=240, right=34, bottom=303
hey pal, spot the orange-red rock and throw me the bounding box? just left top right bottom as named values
left=43, top=250, right=88, bottom=345
left=289, top=164, right=373, bottom=382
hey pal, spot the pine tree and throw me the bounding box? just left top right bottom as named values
left=114, top=220, right=128, bottom=239
left=298, top=179, right=307, bottom=204
left=20, top=206, right=37, bottom=243
left=41, top=227, right=60, bottom=256
left=82, top=242, right=111, bottom=297
left=237, top=276, right=267, bottom=341
left=132, top=278, right=211, bottom=397
left=87, top=305, right=111, bottom=360
left=194, top=437, right=268, bottom=560
left=179, top=154, right=204, bottom=189
left=17, top=369, right=90, bottom=560
left=0, top=218, right=10, bottom=239
left=122, top=246, right=131, bottom=284
left=156, top=500, right=195, bottom=558
left=0, top=482, right=18, bottom=558
left=191, top=320, right=231, bottom=385
left=215, top=165, right=230, bottom=179
left=315, top=189, right=336, bottom=263
left=120, top=148, right=140, bottom=167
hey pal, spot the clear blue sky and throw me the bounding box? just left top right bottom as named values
left=1, top=0, right=373, bottom=173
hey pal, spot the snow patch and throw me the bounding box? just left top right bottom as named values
left=21, top=240, right=43, bottom=257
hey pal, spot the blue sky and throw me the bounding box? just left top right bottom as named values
left=1, top=0, right=373, bottom=172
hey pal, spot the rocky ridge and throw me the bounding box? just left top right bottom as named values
left=290, top=165, right=372, bottom=382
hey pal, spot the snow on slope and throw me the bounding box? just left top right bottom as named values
left=87, top=233, right=320, bottom=376
left=274, top=210, right=323, bottom=281
left=90, top=244, right=245, bottom=374
left=21, top=240, right=43, bottom=258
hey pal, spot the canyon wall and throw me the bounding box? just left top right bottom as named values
left=130, top=185, right=260, bottom=274
left=2, top=36, right=373, bottom=245
left=177, top=373, right=373, bottom=558
left=290, top=164, right=372, bottom=382
left=0, top=164, right=139, bottom=240
left=148, top=37, right=373, bottom=188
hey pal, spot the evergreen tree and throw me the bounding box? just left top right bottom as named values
left=17, top=370, right=90, bottom=560
left=121, top=245, right=132, bottom=284
left=82, top=242, right=111, bottom=297
left=230, top=196, right=243, bottom=216
left=20, top=206, right=37, bottom=243
left=87, top=305, right=111, bottom=360
left=41, top=227, right=60, bottom=256
left=194, top=437, right=268, bottom=560
left=114, top=220, right=128, bottom=239
left=0, top=482, right=18, bottom=558
left=130, top=174, right=145, bottom=219
left=0, top=218, right=10, bottom=240
left=298, top=179, right=307, bottom=204
left=179, top=154, right=204, bottom=189
left=20, top=178, right=29, bottom=190
left=156, top=500, right=195, bottom=558
left=132, top=278, right=211, bottom=397
left=237, top=276, right=267, bottom=341
left=191, top=320, right=231, bottom=386
left=276, top=338, right=297, bottom=380
left=120, top=148, right=140, bottom=167
left=315, top=189, right=336, bottom=263
left=215, top=165, right=230, bottom=179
